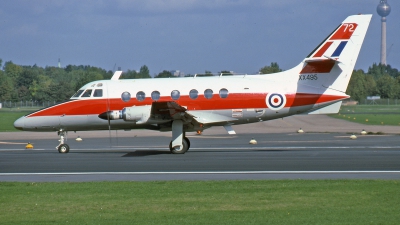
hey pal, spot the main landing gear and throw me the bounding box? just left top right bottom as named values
left=56, top=130, right=70, bottom=153
left=169, top=120, right=191, bottom=154
left=169, top=136, right=190, bottom=154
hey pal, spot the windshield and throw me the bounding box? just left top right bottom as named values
left=81, top=89, right=92, bottom=97
left=72, top=90, right=84, bottom=98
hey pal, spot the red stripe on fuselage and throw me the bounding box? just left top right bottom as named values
left=27, top=93, right=347, bottom=117
left=287, top=93, right=347, bottom=107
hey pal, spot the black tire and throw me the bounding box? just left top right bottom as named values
left=58, top=144, right=70, bottom=153
left=169, top=138, right=189, bottom=154
left=184, top=137, right=191, bottom=150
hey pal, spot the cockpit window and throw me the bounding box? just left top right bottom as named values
left=72, top=90, right=84, bottom=98
left=81, top=89, right=92, bottom=97
left=93, top=89, right=103, bottom=97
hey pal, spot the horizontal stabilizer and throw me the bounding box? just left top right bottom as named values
left=305, top=101, right=342, bottom=115
left=304, top=56, right=340, bottom=63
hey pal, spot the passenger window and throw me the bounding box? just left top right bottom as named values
left=72, top=90, right=84, bottom=98
left=93, top=89, right=103, bottom=97
left=136, top=91, right=146, bottom=101
left=81, top=89, right=92, bottom=97
left=189, top=89, right=198, bottom=99
left=121, top=91, right=131, bottom=102
left=151, top=91, right=160, bottom=101
left=171, top=90, right=180, bottom=100
left=219, top=88, right=229, bottom=98
left=204, top=89, right=213, bottom=99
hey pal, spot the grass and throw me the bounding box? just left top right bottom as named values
left=1, top=180, right=399, bottom=224
left=338, top=105, right=400, bottom=113
left=0, top=110, right=30, bottom=132
left=0, top=107, right=41, bottom=131
left=329, top=105, right=400, bottom=126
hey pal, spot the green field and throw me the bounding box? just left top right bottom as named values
left=1, top=180, right=399, bottom=224
left=0, top=108, right=42, bottom=131
left=0, top=110, right=30, bottom=132
left=330, top=105, right=400, bottom=126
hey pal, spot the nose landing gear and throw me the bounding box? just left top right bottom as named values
left=56, top=130, right=70, bottom=153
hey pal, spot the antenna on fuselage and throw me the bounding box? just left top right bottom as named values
left=111, top=71, right=123, bottom=80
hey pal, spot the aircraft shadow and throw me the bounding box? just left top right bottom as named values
left=122, top=150, right=171, bottom=157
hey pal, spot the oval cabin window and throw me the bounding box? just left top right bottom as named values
left=151, top=91, right=160, bottom=101
left=171, top=90, right=180, bottom=100
left=121, top=91, right=131, bottom=102
left=219, top=88, right=229, bottom=98
left=189, top=89, right=198, bottom=99
left=204, top=89, right=213, bottom=99
left=136, top=91, right=146, bottom=101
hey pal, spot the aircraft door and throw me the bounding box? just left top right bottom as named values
left=87, top=82, right=111, bottom=130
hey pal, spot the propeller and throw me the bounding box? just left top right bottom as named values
left=105, top=83, right=112, bottom=148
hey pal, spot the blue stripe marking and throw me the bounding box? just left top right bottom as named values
left=331, top=41, right=348, bottom=57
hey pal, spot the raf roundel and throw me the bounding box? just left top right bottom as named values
left=266, top=93, right=287, bottom=111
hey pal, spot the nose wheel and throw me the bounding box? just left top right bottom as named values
left=56, top=130, right=70, bottom=153
left=58, top=144, right=70, bottom=153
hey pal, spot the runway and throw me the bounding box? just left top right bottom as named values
left=1, top=123, right=400, bottom=181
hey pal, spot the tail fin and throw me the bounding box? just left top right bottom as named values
left=298, top=14, right=372, bottom=93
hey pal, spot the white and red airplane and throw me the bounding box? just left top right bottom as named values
left=14, top=14, right=372, bottom=154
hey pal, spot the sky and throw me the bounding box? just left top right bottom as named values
left=0, top=0, right=399, bottom=76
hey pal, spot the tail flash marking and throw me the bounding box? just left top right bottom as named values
left=329, top=23, right=358, bottom=40
left=313, top=42, right=333, bottom=57
left=310, top=23, right=358, bottom=59
left=303, top=22, right=359, bottom=74
left=331, top=41, right=348, bottom=57
left=300, top=60, right=335, bottom=74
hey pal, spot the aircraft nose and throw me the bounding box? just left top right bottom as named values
left=14, top=117, right=25, bottom=131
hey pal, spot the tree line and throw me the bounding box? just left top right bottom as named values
left=347, top=63, right=400, bottom=101
left=0, top=58, right=399, bottom=104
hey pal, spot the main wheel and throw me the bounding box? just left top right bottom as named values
left=169, top=138, right=189, bottom=154
left=184, top=137, right=191, bottom=150
left=58, top=144, right=70, bottom=153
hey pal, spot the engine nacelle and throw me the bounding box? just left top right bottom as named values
left=98, top=105, right=151, bottom=124
left=122, top=105, right=151, bottom=124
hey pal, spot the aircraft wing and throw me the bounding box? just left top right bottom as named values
left=151, top=101, right=237, bottom=124
left=186, top=111, right=237, bottom=124
left=150, top=101, right=186, bottom=120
